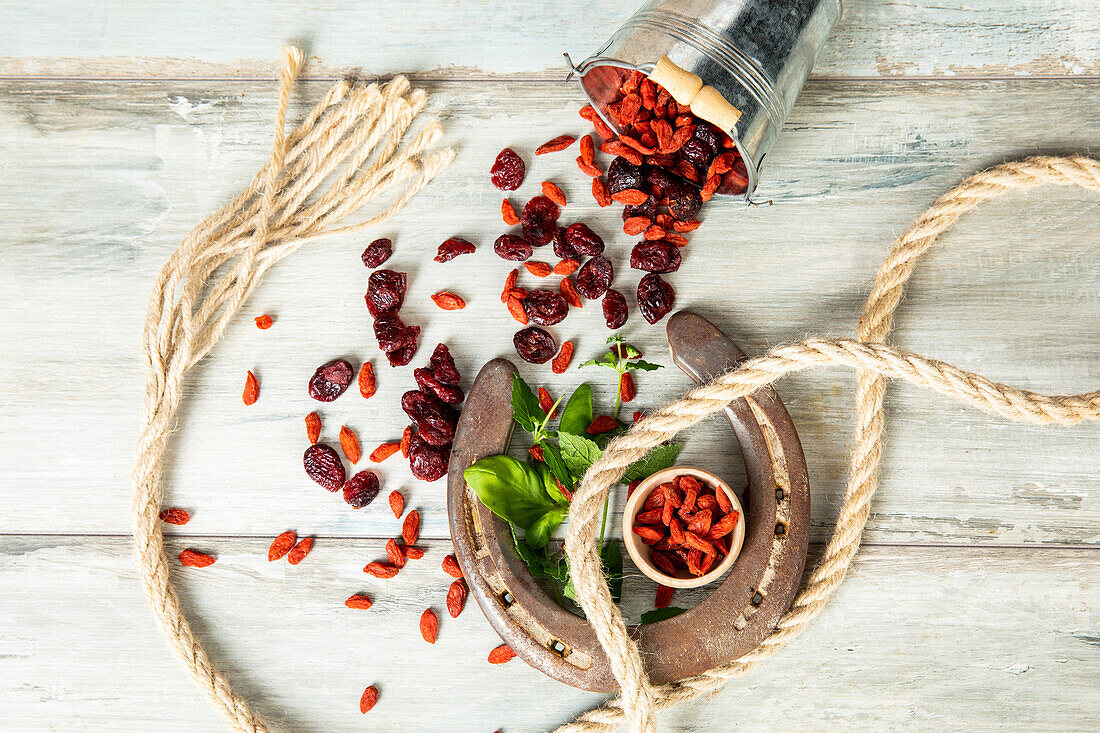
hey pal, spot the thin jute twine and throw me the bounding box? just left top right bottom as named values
left=131, top=46, right=452, bottom=732
left=557, top=154, right=1100, bottom=733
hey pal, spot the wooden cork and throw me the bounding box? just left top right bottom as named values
left=648, top=55, right=742, bottom=132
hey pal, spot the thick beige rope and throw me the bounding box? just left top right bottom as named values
left=559, top=155, right=1100, bottom=733
left=131, top=47, right=452, bottom=732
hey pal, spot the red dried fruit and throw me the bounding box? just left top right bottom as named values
left=564, top=222, right=605, bottom=256
left=513, top=327, right=557, bottom=364
left=361, top=238, right=393, bottom=268
left=308, top=359, right=354, bottom=402
left=179, top=549, right=216, bottom=568
left=637, top=273, right=676, bottom=324
left=268, top=530, right=297, bottom=561
left=346, top=594, right=373, bottom=610
left=429, top=343, right=461, bottom=385
left=305, top=411, right=322, bottom=444
left=359, top=686, right=378, bottom=714
left=339, top=426, right=362, bottom=464
left=667, top=187, right=702, bottom=221
left=607, top=157, right=644, bottom=196
left=388, top=490, right=405, bottom=518
left=420, top=608, right=439, bottom=644
left=430, top=291, right=466, bottom=310
left=159, top=508, right=190, bottom=525
left=529, top=444, right=545, bottom=462
left=559, top=277, right=582, bottom=308
left=373, top=313, right=420, bottom=363
left=401, top=390, right=457, bottom=446
left=242, top=370, right=259, bottom=405
left=402, top=510, right=421, bottom=546
left=650, top=551, right=678, bottom=576
left=575, top=255, right=614, bottom=300
left=408, top=434, right=450, bottom=481
left=592, top=177, right=612, bottom=207
left=386, top=538, right=406, bottom=568
left=541, top=180, right=567, bottom=207
left=365, top=270, right=408, bottom=317
left=602, top=289, right=628, bottom=329
left=520, top=195, right=560, bottom=246
left=632, top=525, right=664, bottom=544
left=303, top=444, right=346, bottom=491
left=490, top=148, right=525, bottom=191
left=447, top=578, right=468, bottom=618
left=354, top=365, right=375, bottom=403
left=535, top=134, right=576, bottom=155
left=656, top=584, right=674, bottom=609
left=553, top=259, right=579, bottom=276
left=576, top=157, right=603, bottom=177
left=254, top=314, right=273, bottom=330
left=364, top=561, right=400, bottom=579
left=525, top=261, right=553, bottom=277
left=611, top=188, right=649, bottom=206
left=488, top=644, right=516, bottom=664
left=635, top=508, right=664, bottom=525
left=643, top=225, right=667, bottom=240
left=399, top=426, right=413, bottom=458
left=579, top=134, right=595, bottom=164
left=538, top=386, right=556, bottom=418
left=494, top=234, right=533, bottom=262
left=343, top=470, right=381, bottom=508
left=404, top=546, right=424, bottom=560
left=620, top=372, right=636, bottom=402
left=630, top=240, right=682, bottom=273
left=623, top=216, right=650, bottom=236
left=687, top=509, right=713, bottom=537
left=522, top=288, right=569, bottom=326
left=368, top=442, right=400, bottom=463
left=288, top=537, right=313, bottom=565
left=501, top=199, right=520, bottom=225
left=434, top=237, right=476, bottom=263
left=551, top=340, right=574, bottom=374
left=708, top=510, right=740, bottom=539
left=442, top=554, right=464, bottom=578
left=664, top=232, right=689, bottom=247
left=501, top=268, right=519, bottom=302
left=715, top=486, right=733, bottom=513
left=587, top=415, right=619, bottom=434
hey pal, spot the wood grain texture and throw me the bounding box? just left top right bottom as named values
left=1, top=78, right=1097, bottom=543
left=0, top=537, right=1095, bottom=731
left=1, top=0, right=1098, bottom=80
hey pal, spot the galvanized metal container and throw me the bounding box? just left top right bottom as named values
left=569, top=0, right=841, bottom=199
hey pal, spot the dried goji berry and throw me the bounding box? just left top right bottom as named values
left=305, top=411, right=322, bottom=444
left=559, top=277, right=582, bottom=308
left=715, top=486, right=733, bottom=513
left=501, top=268, right=519, bottom=303
left=623, top=216, right=651, bottom=236
left=179, top=549, right=215, bottom=567
left=386, top=537, right=406, bottom=569
left=402, top=510, right=420, bottom=546
left=579, top=134, right=595, bottom=165
left=370, top=442, right=400, bottom=463
left=506, top=295, right=528, bottom=325
left=242, top=370, right=259, bottom=405
left=663, top=232, right=689, bottom=247
left=535, top=134, right=576, bottom=155
left=488, top=644, right=516, bottom=664
left=620, top=371, right=636, bottom=402
left=538, top=387, right=556, bottom=418
left=655, top=584, right=674, bottom=609
left=643, top=225, right=667, bottom=240
left=431, top=291, right=466, bottom=310
left=288, top=537, right=313, bottom=565
left=254, top=314, right=273, bottom=330
left=400, top=426, right=413, bottom=458
left=345, top=594, right=373, bottom=610
left=591, top=177, right=612, bottom=207
left=632, top=525, right=664, bottom=544
left=389, top=490, right=404, bottom=518
left=708, top=510, right=740, bottom=539
left=159, top=508, right=190, bottom=525
left=363, top=561, right=399, bottom=579
left=541, top=180, right=567, bottom=207
left=359, top=685, right=378, bottom=714
left=268, top=530, right=296, bottom=561
left=420, top=608, right=438, bottom=644
left=447, top=578, right=468, bottom=618
left=529, top=444, right=545, bottom=462
left=358, top=362, right=376, bottom=399
left=525, top=261, right=553, bottom=277
left=501, top=198, right=519, bottom=225
left=339, top=425, right=362, bottom=464
left=404, top=546, right=424, bottom=560
left=576, top=157, right=602, bottom=177
left=611, top=188, right=649, bottom=206
left=553, top=259, right=579, bottom=276
left=442, top=554, right=463, bottom=579
left=587, top=415, right=618, bottom=434
left=651, top=550, right=678, bottom=576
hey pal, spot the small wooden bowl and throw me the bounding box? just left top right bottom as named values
left=623, top=466, right=746, bottom=589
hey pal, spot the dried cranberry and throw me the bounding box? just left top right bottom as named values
left=361, top=238, right=392, bottom=268
left=667, top=187, right=702, bottom=221
left=303, top=443, right=346, bottom=491
left=606, top=156, right=645, bottom=194
left=622, top=194, right=658, bottom=221
left=637, top=272, right=676, bottom=324
left=401, top=390, right=458, bottom=446
left=603, top=289, right=628, bottom=329
left=343, top=470, right=380, bottom=508
left=644, top=167, right=679, bottom=196
left=513, top=327, right=557, bottom=364
left=564, top=223, right=604, bottom=256
left=494, top=234, right=533, bottom=262
left=414, top=367, right=465, bottom=404
left=490, top=148, right=525, bottom=191
left=374, top=313, right=420, bottom=353
left=365, top=270, right=407, bottom=317
left=575, top=255, right=614, bottom=299
left=308, top=358, right=354, bottom=402
left=385, top=342, right=418, bottom=367
left=630, top=240, right=682, bottom=273
left=520, top=196, right=560, bottom=246
left=435, top=237, right=476, bottom=263
left=552, top=227, right=577, bottom=261
left=429, top=343, right=460, bottom=386
left=679, top=138, right=712, bottom=171
left=693, top=124, right=720, bottom=155
left=522, top=289, right=569, bottom=326
left=408, top=433, right=450, bottom=481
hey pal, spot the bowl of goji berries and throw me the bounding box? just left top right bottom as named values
left=623, top=466, right=745, bottom=589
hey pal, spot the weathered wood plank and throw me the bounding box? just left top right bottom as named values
left=1, top=0, right=1098, bottom=79
left=0, top=537, right=1095, bottom=731
left=0, top=79, right=1097, bottom=542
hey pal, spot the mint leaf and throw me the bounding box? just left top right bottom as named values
left=628, top=359, right=663, bottom=372
left=559, top=383, right=593, bottom=436
left=601, top=540, right=623, bottom=605
left=510, top=374, right=545, bottom=432
left=558, top=432, right=603, bottom=479
left=621, top=442, right=681, bottom=483
left=639, top=607, right=687, bottom=624
left=537, top=444, right=573, bottom=503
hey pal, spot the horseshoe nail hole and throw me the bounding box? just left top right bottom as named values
left=751, top=589, right=765, bottom=606
left=775, top=487, right=784, bottom=502
left=774, top=522, right=787, bottom=537
left=549, top=640, right=570, bottom=657
left=500, top=591, right=515, bottom=607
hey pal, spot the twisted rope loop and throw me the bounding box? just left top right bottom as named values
left=559, top=155, right=1100, bottom=732
left=131, top=47, right=452, bottom=732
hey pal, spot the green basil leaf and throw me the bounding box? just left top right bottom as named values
left=539, top=441, right=574, bottom=496
left=621, top=442, right=681, bottom=483
left=510, top=374, right=545, bottom=432
left=464, top=455, right=557, bottom=529
left=601, top=540, right=624, bottom=605
left=526, top=507, right=567, bottom=549
left=509, top=523, right=547, bottom=576
left=628, top=359, right=664, bottom=372
left=558, top=431, right=603, bottom=479
left=559, top=384, right=594, bottom=436
left=639, top=607, right=687, bottom=625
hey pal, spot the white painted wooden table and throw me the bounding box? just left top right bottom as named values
left=1, top=2, right=1098, bottom=731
